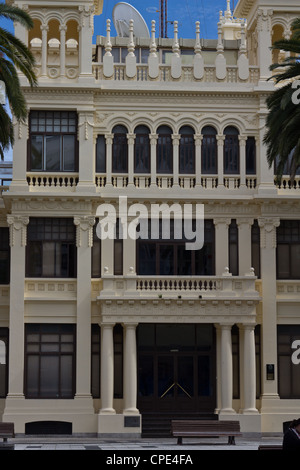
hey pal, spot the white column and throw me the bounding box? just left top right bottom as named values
left=123, top=324, right=139, bottom=414
left=100, top=324, right=116, bottom=414
left=105, top=134, right=113, bottom=187
left=150, top=134, right=158, bottom=187
left=127, top=133, right=135, bottom=187
left=213, top=218, right=230, bottom=275
left=195, top=134, right=202, bottom=187
left=237, top=218, right=254, bottom=275
left=256, top=9, right=273, bottom=82
left=172, top=134, right=180, bottom=187
left=74, top=216, right=95, bottom=400
left=239, top=136, right=247, bottom=187
left=59, top=24, right=67, bottom=78
left=5, top=216, right=29, bottom=399
left=78, top=6, right=93, bottom=78
left=41, top=25, right=48, bottom=77
left=10, top=118, right=29, bottom=192
left=258, top=218, right=280, bottom=404
left=257, top=109, right=276, bottom=194
left=242, top=324, right=259, bottom=413
left=217, top=135, right=225, bottom=188
left=220, top=324, right=235, bottom=414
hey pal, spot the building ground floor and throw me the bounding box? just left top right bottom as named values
left=1, top=319, right=300, bottom=437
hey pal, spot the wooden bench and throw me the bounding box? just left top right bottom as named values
left=258, top=445, right=283, bottom=450
left=0, top=423, right=15, bottom=443
left=171, top=420, right=242, bottom=445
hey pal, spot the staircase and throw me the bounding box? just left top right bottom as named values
left=141, top=412, right=217, bottom=438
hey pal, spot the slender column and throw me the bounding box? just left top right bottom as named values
left=127, top=133, right=135, bottom=187
left=172, top=134, right=180, bottom=187
left=213, top=218, right=230, bottom=275
left=194, top=134, right=202, bottom=187
left=256, top=9, right=273, bottom=81
left=74, top=216, right=95, bottom=399
left=77, top=111, right=95, bottom=191
left=105, top=134, right=113, bottom=187
left=6, top=216, right=29, bottom=399
left=239, top=136, right=247, bottom=187
left=242, top=324, right=259, bottom=413
left=214, top=324, right=222, bottom=413
left=258, top=218, right=280, bottom=403
left=237, top=218, right=254, bottom=275
left=123, top=324, right=139, bottom=414
left=150, top=134, right=158, bottom=187
left=100, top=324, right=116, bottom=414
left=220, top=324, right=235, bottom=414
left=78, top=6, right=93, bottom=77
left=217, top=135, right=225, bottom=188
left=41, top=25, right=49, bottom=77
left=59, top=24, right=67, bottom=78
left=257, top=109, right=276, bottom=194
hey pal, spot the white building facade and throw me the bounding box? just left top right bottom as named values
left=0, top=0, right=300, bottom=436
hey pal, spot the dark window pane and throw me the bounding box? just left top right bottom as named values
left=135, top=126, right=150, bottom=173
left=202, top=126, right=217, bottom=174
left=246, top=137, right=256, bottom=174
left=114, top=240, right=123, bottom=275
left=138, top=243, right=156, bottom=275
left=229, top=219, right=238, bottom=275
left=157, top=126, right=173, bottom=174
left=179, top=126, right=195, bottom=174
left=224, top=126, right=239, bottom=175
left=96, top=135, right=106, bottom=173
left=159, top=245, right=174, bottom=275
left=63, top=135, right=75, bottom=171
left=45, top=135, right=61, bottom=171
left=112, top=126, right=128, bottom=173
left=31, top=135, right=43, bottom=171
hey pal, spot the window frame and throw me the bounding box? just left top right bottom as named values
left=24, top=324, right=76, bottom=399
left=277, top=220, right=300, bottom=280
left=26, top=218, right=77, bottom=279
left=28, top=111, right=79, bottom=173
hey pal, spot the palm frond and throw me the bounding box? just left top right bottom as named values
left=0, top=3, right=34, bottom=29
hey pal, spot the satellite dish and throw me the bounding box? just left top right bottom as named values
left=112, top=2, right=150, bottom=38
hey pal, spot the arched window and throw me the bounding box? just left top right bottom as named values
left=179, top=126, right=195, bottom=174
left=134, top=125, right=150, bottom=173
left=112, top=125, right=128, bottom=173
left=224, top=126, right=240, bottom=175
left=157, top=125, right=173, bottom=174
left=201, top=126, right=217, bottom=174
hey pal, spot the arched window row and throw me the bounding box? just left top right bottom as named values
left=96, top=125, right=257, bottom=177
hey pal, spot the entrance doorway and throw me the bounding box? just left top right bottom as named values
left=137, top=324, right=216, bottom=414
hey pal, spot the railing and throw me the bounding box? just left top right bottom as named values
left=27, top=173, right=79, bottom=191
left=99, top=274, right=260, bottom=301
left=95, top=173, right=257, bottom=191
left=136, top=277, right=220, bottom=292
left=275, top=176, right=300, bottom=190
left=92, top=63, right=260, bottom=85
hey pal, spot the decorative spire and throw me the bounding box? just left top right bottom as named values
left=172, top=21, right=180, bottom=57
left=104, top=19, right=112, bottom=56
left=194, top=21, right=202, bottom=55
left=150, top=20, right=157, bottom=56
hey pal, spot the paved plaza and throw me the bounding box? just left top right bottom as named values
left=2, top=435, right=283, bottom=451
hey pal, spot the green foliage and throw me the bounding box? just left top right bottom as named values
left=264, top=18, right=300, bottom=182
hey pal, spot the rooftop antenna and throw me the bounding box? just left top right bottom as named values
left=159, top=0, right=168, bottom=38
left=112, top=2, right=150, bottom=38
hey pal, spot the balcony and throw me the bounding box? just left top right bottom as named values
left=98, top=272, right=260, bottom=323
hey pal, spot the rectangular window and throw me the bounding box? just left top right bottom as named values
left=25, top=324, right=76, bottom=399
left=278, top=325, right=300, bottom=399
left=0, top=228, right=10, bottom=284
left=26, top=218, right=77, bottom=278
left=0, top=328, right=8, bottom=398
left=251, top=220, right=261, bottom=279
left=29, top=111, right=78, bottom=172
left=229, top=220, right=238, bottom=276
left=96, top=135, right=106, bottom=173
left=137, top=220, right=215, bottom=276
left=246, top=137, right=256, bottom=175
left=92, top=223, right=101, bottom=278
left=91, top=325, right=100, bottom=398
left=277, top=220, right=300, bottom=279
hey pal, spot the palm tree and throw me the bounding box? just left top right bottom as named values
left=264, top=18, right=300, bottom=184
left=0, top=3, right=37, bottom=159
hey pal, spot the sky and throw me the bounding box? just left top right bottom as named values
left=97, top=0, right=232, bottom=40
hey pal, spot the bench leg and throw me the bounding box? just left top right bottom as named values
left=228, top=436, right=235, bottom=445
left=177, top=437, right=183, bottom=445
